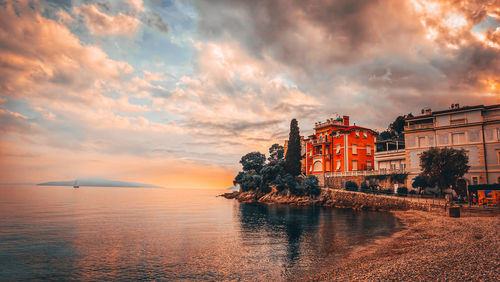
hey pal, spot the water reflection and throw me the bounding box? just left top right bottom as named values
left=237, top=203, right=400, bottom=277
left=0, top=186, right=399, bottom=280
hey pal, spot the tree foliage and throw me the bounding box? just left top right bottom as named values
left=397, top=186, right=408, bottom=195
left=345, top=181, right=358, bottom=191
left=379, top=113, right=413, bottom=141
left=419, top=147, right=470, bottom=193
left=411, top=175, right=428, bottom=189
left=234, top=140, right=320, bottom=197
left=240, top=152, right=266, bottom=172
left=284, top=119, right=302, bottom=177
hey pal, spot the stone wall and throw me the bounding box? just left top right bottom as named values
left=221, top=189, right=432, bottom=211
left=323, top=175, right=397, bottom=190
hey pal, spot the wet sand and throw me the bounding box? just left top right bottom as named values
left=313, top=210, right=500, bottom=281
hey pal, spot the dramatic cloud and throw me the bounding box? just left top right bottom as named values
left=140, top=11, right=169, bottom=34
left=73, top=4, right=141, bottom=36
left=0, top=0, right=499, bottom=188
left=196, top=0, right=500, bottom=129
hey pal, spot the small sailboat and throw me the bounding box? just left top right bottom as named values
left=73, top=180, right=79, bottom=188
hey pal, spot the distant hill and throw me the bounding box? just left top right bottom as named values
left=38, top=178, right=161, bottom=188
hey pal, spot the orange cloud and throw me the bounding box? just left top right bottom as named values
left=73, top=4, right=141, bottom=36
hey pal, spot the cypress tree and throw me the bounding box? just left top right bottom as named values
left=284, top=118, right=302, bottom=176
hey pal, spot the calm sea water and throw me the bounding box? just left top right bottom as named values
left=0, top=186, right=400, bottom=280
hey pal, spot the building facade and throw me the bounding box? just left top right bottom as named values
left=404, top=104, right=500, bottom=186
left=374, top=139, right=406, bottom=171
left=304, top=116, right=377, bottom=175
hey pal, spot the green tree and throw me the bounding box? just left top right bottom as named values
left=302, top=175, right=321, bottom=196
left=378, top=130, right=392, bottom=141
left=419, top=147, right=470, bottom=194
left=260, top=144, right=285, bottom=192
left=284, top=119, right=302, bottom=177
left=268, top=143, right=284, bottom=164
left=240, top=152, right=266, bottom=172
left=411, top=175, right=428, bottom=194
left=234, top=152, right=266, bottom=192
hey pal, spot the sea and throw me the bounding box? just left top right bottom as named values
left=0, top=185, right=400, bottom=280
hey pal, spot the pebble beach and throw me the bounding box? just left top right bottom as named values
left=313, top=210, right=500, bottom=281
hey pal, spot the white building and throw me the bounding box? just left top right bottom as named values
left=404, top=104, right=500, bottom=186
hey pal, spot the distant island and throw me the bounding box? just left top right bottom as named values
left=37, top=178, right=161, bottom=188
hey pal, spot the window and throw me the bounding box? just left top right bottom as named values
left=468, top=130, right=480, bottom=143
left=366, top=145, right=372, bottom=156
left=472, top=176, right=479, bottom=185
left=452, top=132, right=465, bottom=144
left=336, top=160, right=341, bottom=171
left=485, top=129, right=494, bottom=141
left=355, top=130, right=360, bottom=138
left=438, top=133, right=449, bottom=145
left=313, top=161, right=322, bottom=172
left=497, top=128, right=500, bottom=141
left=336, top=132, right=340, bottom=138
left=352, top=160, right=358, bottom=171
left=352, top=144, right=357, bottom=154
left=391, top=163, right=396, bottom=170
left=418, top=136, right=426, bottom=147
left=363, top=131, right=368, bottom=138
left=497, top=151, right=500, bottom=165
left=367, top=161, right=372, bottom=169
left=336, top=144, right=341, bottom=155
left=400, top=163, right=406, bottom=169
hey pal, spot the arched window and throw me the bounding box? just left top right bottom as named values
left=313, top=161, right=322, bottom=172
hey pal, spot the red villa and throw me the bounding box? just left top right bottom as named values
left=304, top=116, right=377, bottom=175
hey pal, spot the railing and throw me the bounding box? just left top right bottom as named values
left=374, top=149, right=405, bottom=154
left=325, top=168, right=406, bottom=177
left=404, top=123, right=434, bottom=130
left=450, top=118, right=466, bottom=125
left=484, top=115, right=500, bottom=122
left=310, top=137, right=331, bottom=144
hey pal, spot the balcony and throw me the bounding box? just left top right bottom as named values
left=310, top=138, right=331, bottom=145
left=484, top=115, right=500, bottom=122
left=450, top=118, right=466, bottom=125
left=404, top=123, right=434, bottom=130
left=324, top=168, right=406, bottom=178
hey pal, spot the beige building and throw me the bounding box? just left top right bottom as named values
left=374, top=139, right=406, bottom=171
left=404, top=104, right=500, bottom=186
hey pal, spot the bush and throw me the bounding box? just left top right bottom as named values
left=409, top=190, right=417, bottom=195
left=360, top=181, right=370, bottom=192
left=381, top=189, right=394, bottom=195
left=345, top=181, right=359, bottom=191
left=397, top=186, right=408, bottom=196
left=302, top=175, right=321, bottom=196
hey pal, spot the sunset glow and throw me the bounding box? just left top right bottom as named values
left=0, top=0, right=499, bottom=188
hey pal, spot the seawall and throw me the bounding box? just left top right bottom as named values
left=220, top=189, right=432, bottom=212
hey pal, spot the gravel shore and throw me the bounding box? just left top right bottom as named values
left=313, top=210, right=500, bottom=281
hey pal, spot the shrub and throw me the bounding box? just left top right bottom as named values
left=382, top=189, right=394, bottom=195
left=397, top=186, right=408, bottom=196
left=360, top=181, right=369, bottom=192
left=302, top=175, right=321, bottom=197
left=345, top=181, right=359, bottom=191
left=409, top=190, right=417, bottom=195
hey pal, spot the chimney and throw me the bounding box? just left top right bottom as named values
left=343, top=115, right=350, bottom=126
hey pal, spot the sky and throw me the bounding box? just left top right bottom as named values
left=0, top=0, right=499, bottom=189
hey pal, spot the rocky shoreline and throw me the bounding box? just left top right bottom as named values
left=220, top=189, right=432, bottom=211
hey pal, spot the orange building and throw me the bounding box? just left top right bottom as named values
left=304, top=116, right=377, bottom=175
